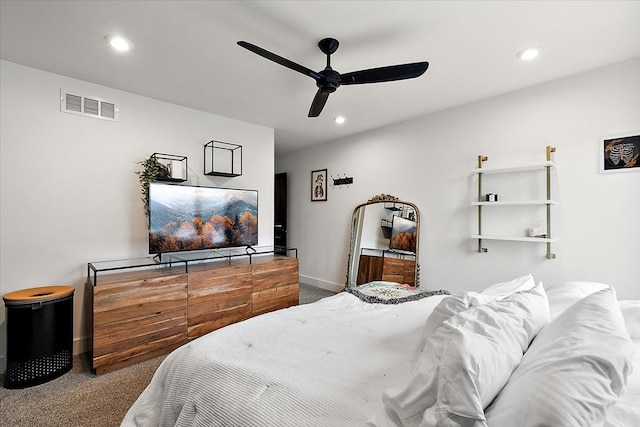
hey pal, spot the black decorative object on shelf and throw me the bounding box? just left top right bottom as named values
left=150, top=153, right=188, bottom=182
left=204, top=140, right=242, bottom=177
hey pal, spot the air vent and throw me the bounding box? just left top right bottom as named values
left=101, top=102, right=115, bottom=119
left=65, top=94, right=82, bottom=112
left=84, top=98, right=99, bottom=116
left=60, top=89, right=119, bottom=122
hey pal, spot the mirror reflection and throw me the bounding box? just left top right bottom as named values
left=347, top=195, right=419, bottom=288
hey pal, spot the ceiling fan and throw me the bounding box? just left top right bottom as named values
left=237, top=38, right=429, bottom=118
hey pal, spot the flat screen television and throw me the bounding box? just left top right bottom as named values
left=389, top=215, right=417, bottom=253
left=148, top=183, right=258, bottom=254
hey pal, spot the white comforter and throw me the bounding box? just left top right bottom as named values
left=605, top=339, right=640, bottom=427
left=123, top=286, right=640, bottom=427
left=122, top=292, right=447, bottom=427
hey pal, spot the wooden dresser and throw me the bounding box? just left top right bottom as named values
left=89, top=255, right=299, bottom=374
left=357, top=254, right=416, bottom=286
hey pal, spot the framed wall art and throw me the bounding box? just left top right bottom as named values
left=311, top=169, right=327, bottom=201
left=600, top=132, right=640, bottom=174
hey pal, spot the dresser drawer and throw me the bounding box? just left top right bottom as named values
left=252, top=283, right=299, bottom=316
left=93, top=307, right=187, bottom=355
left=188, top=293, right=252, bottom=339
left=92, top=271, right=188, bottom=373
left=188, top=264, right=252, bottom=305
left=93, top=307, right=187, bottom=372
left=93, top=333, right=186, bottom=375
left=93, top=273, right=187, bottom=326
left=252, top=258, right=299, bottom=292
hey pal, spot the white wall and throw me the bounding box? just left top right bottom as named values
left=0, top=60, right=275, bottom=368
left=277, top=58, right=640, bottom=299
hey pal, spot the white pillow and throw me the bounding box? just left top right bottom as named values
left=412, top=274, right=536, bottom=362
left=544, top=281, right=609, bottom=319
left=619, top=300, right=640, bottom=338
left=472, top=273, right=536, bottom=302
left=372, top=282, right=549, bottom=427
left=411, top=294, right=472, bottom=363
left=485, top=287, right=634, bottom=427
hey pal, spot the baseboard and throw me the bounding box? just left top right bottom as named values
left=74, top=336, right=88, bottom=356
left=299, top=275, right=344, bottom=293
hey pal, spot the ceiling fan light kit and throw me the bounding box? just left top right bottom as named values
left=237, top=37, right=429, bottom=117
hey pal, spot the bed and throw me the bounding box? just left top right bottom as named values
left=122, top=275, right=639, bottom=427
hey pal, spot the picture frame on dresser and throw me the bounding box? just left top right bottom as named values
left=600, top=132, right=640, bottom=174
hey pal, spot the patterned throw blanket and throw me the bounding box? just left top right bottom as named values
left=344, top=281, right=450, bottom=304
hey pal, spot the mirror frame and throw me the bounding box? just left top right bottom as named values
left=345, top=194, right=420, bottom=288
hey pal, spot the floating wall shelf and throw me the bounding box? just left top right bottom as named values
left=472, top=146, right=557, bottom=259
left=150, top=153, right=188, bottom=182
left=470, top=235, right=556, bottom=243
left=204, top=140, right=242, bottom=177
left=471, top=161, right=555, bottom=175
left=472, top=200, right=556, bottom=206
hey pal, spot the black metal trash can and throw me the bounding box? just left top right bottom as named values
left=3, top=285, right=74, bottom=389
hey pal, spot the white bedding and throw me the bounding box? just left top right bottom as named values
left=123, top=282, right=640, bottom=427
left=122, top=292, right=447, bottom=426
left=606, top=339, right=640, bottom=427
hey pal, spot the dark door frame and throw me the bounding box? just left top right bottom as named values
left=274, top=172, right=287, bottom=249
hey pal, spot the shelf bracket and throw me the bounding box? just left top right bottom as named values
left=546, top=146, right=556, bottom=259
left=477, top=155, right=488, bottom=169
left=477, top=155, right=488, bottom=252
left=546, top=146, right=556, bottom=162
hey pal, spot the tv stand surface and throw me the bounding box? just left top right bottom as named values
left=87, top=250, right=299, bottom=374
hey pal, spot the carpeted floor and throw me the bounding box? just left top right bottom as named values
left=0, top=283, right=336, bottom=426
left=0, top=352, right=164, bottom=427
left=298, top=282, right=337, bottom=304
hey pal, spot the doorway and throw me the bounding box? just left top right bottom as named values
left=274, top=172, right=287, bottom=250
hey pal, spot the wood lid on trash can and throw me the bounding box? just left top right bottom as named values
left=3, top=285, right=75, bottom=305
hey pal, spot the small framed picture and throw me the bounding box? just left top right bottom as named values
left=311, top=169, right=327, bottom=201
left=600, top=132, right=640, bottom=174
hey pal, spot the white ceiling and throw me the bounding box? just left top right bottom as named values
left=1, top=1, right=640, bottom=154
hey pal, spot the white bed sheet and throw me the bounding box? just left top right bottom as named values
left=605, top=338, right=640, bottom=427
left=122, top=292, right=447, bottom=427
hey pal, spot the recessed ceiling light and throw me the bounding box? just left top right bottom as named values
left=516, top=46, right=542, bottom=61
left=334, top=116, right=346, bottom=124
left=105, top=35, right=133, bottom=52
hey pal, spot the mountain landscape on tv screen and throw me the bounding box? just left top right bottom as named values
left=149, top=185, right=258, bottom=253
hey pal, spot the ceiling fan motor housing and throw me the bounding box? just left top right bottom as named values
left=318, top=69, right=341, bottom=92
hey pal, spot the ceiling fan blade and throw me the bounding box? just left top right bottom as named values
left=237, top=41, right=322, bottom=81
left=308, top=89, right=331, bottom=117
left=340, top=61, right=429, bottom=85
